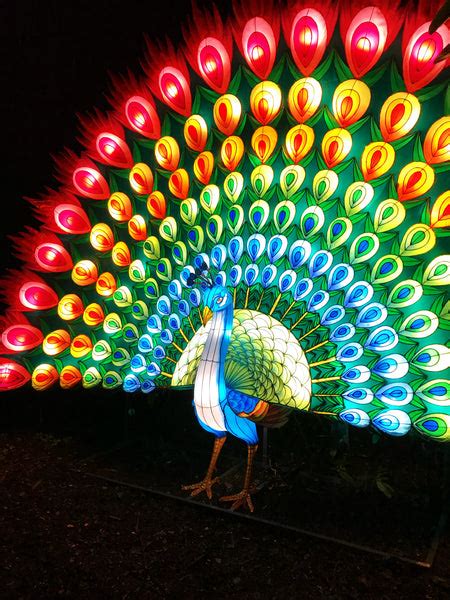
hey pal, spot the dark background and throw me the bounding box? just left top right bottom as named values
left=0, top=0, right=233, bottom=272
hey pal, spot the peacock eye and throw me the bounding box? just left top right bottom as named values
left=216, top=296, right=226, bottom=306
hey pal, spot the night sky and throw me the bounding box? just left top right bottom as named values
left=0, top=0, right=232, bottom=273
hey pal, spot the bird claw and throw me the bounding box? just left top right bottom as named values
left=220, top=489, right=254, bottom=513
left=181, top=477, right=219, bottom=500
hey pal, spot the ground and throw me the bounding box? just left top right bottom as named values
left=1, top=427, right=449, bottom=599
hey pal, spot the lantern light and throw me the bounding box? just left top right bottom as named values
left=221, top=136, right=245, bottom=171
left=58, top=294, right=84, bottom=321
left=344, top=7, right=388, bottom=78
left=322, top=128, right=353, bottom=168
left=250, top=81, right=282, bottom=125
left=397, top=162, right=435, bottom=201
left=241, top=17, right=277, bottom=79
left=0, top=359, right=31, bottom=391
left=60, top=365, right=82, bottom=389
left=197, top=37, right=231, bottom=93
left=112, top=242, right=132, bottom=267
left=285, top=125, right=315, bottom=164
left=19, top=281, right=59, bottom=311
left=2, top=324, right=43, bottom=352
left=194, top=152, right=214, bottom=185
left=70, top=335, right=93, bottom=358
left=53, top=204, right=91, bottom=234
left=159, top=67, right=192, bottom=116
left=403, top=22, right=450, bottom=92
left=32, top=364, right=59, bottom=391
left=95, top=132, right=133, bottom=168
left=155, top=137, right=180, bottom=172
left=251, top=126, right=278, bottom=163
left=83, top=303, right=105, bottom=327
left=184, top=115, right=208, bottom=152
left=42, top=330, right=71, bottom=356
left=96, top=272, right=117, bottom=297
left=361, top=142, right=395, bottom=182
left=169, top=169, right=190, bottom=200
left=147, top=191, right=167, bottom=220
left=72, top=260, right=99, bottom=287
left=72, top=166, right=110, bottom=200
left=289, top=9, right=329, bottom=76
left=128, top=215, right=147, bottom=241
left=430, top=192, right=450, bottom=229
left=288, top=78, right=322, bottom=124
left=90, top=223, right=115, bottom=252
left=332, top=79, right=371, bottom=128
left=423, top=117, right=450, bottom=165
left=108, top=192, right=133, bottom=222
left=125, top=95, right=161, bottom=139
left=129, top=163, right=154, bottom=195
left=380, top=93, right=421, bottom=142
left=34, top=243, right=73, bottom=272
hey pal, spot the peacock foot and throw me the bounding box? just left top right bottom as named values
left=181, top=476, right=220, bottom=500
left=220, top=489, right=254, bottom=513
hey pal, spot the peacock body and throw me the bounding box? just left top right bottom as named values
left=1, top=0, right=450, bottom=507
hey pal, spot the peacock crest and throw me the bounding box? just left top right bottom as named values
left=0, top=0, right=449, bottom=449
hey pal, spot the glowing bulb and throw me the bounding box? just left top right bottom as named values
left=134, top=111, right=145, bottom=126
left=45, top=250, right=57, bottom=261
left=417, top=39, right=435, bottom=63
left=103, top=143, right=115, bottom=155
left=84, top=175, right=95, bottom=188
left=356, top=37, right=371, bottom=52
left=300, top=27, right=313, bottom=46
left=166, top=82, right=178, bottom=99
left=205, top=57, right=217, bottom=73
left=252, top=46, right=264, bottom=60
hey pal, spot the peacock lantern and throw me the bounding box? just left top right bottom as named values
left=1, top=0, right=449, bottom=511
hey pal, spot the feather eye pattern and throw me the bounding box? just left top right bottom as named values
left=0, top=0, right=449, bottom=444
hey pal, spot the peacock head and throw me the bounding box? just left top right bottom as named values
left=202, top=284, right=233, bottom=325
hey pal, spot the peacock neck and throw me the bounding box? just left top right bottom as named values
left=217, top=303, right=234, bottom=354
left=204, top=302, right=234, bottom=387
left=193, top=302, right=234, bottom=434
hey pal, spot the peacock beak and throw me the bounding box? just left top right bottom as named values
left=202, top=306, right=213, bottom=326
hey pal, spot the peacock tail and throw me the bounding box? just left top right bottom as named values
left=0, top=0, right=449, bottom=442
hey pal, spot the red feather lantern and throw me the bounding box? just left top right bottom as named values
left=0, top=359, right=31, bottom=391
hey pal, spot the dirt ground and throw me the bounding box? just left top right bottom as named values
left=1, top=429, right=450, bottom=599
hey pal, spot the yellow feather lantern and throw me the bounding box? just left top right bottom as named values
left=251, top=126, right=278, bottom=163
left=221, top=136, right=245, bottom=171
left=250, top=81, right=282, bottom=125
left=214, top=94, right=242, bottom=135
left=72, top=260, right=98, bottom=286
left=288, top=78, right=322, bottom=124
left=322, top=129, right=352, bottom=169
left=285, top=125, right=314, bottom=164
left=155, top=136, right=180, bottom=171
left=361, top=142, right=395, bottom=181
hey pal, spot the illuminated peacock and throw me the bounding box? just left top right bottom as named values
left=1, top=0, right=449, bottom=511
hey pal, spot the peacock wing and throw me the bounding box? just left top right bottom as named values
left=224, top=310, right=311, bottom=410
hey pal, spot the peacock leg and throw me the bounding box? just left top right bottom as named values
left=220, top=444, right=258, bottom=512
left=182, top=435, right=226, bottom=499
